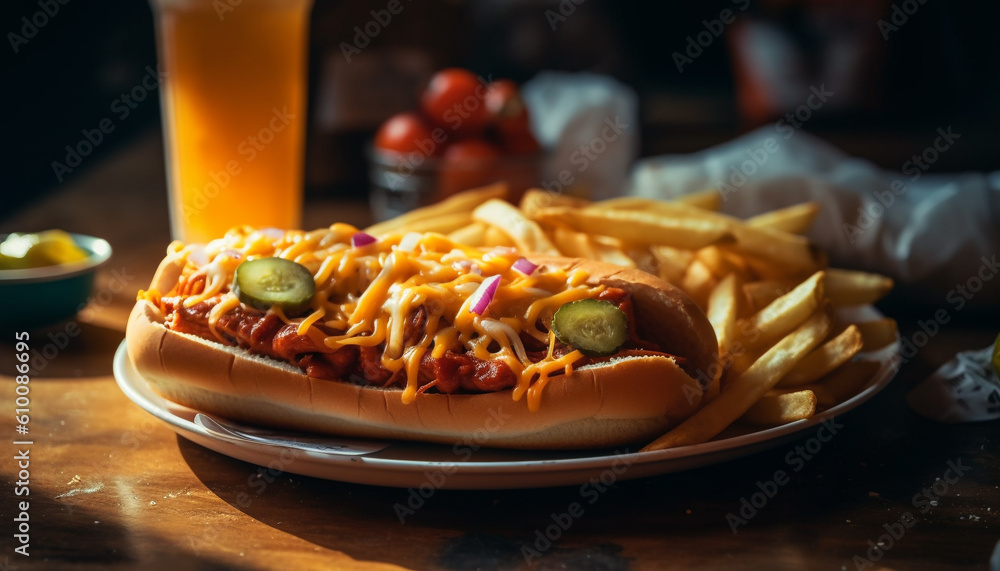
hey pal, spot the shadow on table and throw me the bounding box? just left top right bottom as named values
left=172, top=404, right=971, bottom=571
left=177, top=434, right=645, bottom=570
left=174, top=344, right=998, bottom=570
left=0, top=321, right=124, bottom=378
left=22, top=480, right=239, bottom=570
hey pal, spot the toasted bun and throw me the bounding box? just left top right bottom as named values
left=126, top=255, right=719, bottom=449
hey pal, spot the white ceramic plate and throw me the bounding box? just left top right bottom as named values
left=113, top=307, right=899, bottom=490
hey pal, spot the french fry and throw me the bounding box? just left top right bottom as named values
left=592, top=196, right=671, bottom=211
left=594, top=192, right=721, bottom=212
left=855, top=318, right=898, bottom=352
left=741, top=390, right=817, bottom=426
left=705, top=273, right=737, bottom=402
left=650, top=245, right=694, bottom=285
left=473, top=199, right=560, bottom=254
left=673, top=189, right=722, bottom=211
left=533, top=207, right=731, bottom=250
left=697, top=246, right=740, bottom=280
left=707, top=274, right=739, bottom=358
left=721, top=224, right=825, bottom=275
left=681, top=259, right=717, bottom=309
left=376, top=212, right=471, bottom=235
left=642, top=310, right=831, bottom=450
left=742, top=255, right=806, bottom=281
left=548, top=226, right=637, bottom=267
left=519, top=189, right=590, bottom=218
left=808, top=360, right=881, bottom=408
left=589, top=196, right=719, bottom=220
left=549, top=225, right=595, bottom=259
left=365, top=182, right=507, bottom=236
left=740, top=271, right=826, bottom=351
left=746, top=202, right=819, bottom=234
left=589, top=236, right=638, bottom=268
left=778, top=325, right=863, bottom=387
left=623, top=243, right=657, bottom=274
left=722, top=251, right=752, bottom=283
left=742, top=280, right=795, bottom=313
left=729, top=272, right=826, bottom=374
left=483, top=224, right=516, bottom=248
left=581, top=198, right=824, bottom=272
left=825, top=269, right=894, bottom=306
left=448, top=222, right=487, bottom=246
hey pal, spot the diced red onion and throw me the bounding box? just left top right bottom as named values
left=186, top=245, right=208, bottom=267
left=351, top=232, right=377, bottom=248
left=512, top=257, right=538, bottom=275
left=220, top=248, right=243, bottom=261
left=469, top=274, right=501, bottom=315
left=260, top=227, right=285, bottom=240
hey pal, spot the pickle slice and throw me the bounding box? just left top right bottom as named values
left=233, top=258, right=315, bottom=314
left=551, top=298, right=628, bottom=357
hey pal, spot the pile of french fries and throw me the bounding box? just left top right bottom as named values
left=365, top=183, right=899, bottom=451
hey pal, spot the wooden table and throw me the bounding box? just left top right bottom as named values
left=2, top=132, right=998, bottom=570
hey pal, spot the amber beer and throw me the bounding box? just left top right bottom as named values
left=150, top=0, right=313, bottom=244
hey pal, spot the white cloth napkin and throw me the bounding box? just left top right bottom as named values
left=522, top=72, right=639, bottom=201
left=907, top=345, right=1000, bottom=423
left=627, top=126, right=1000, bottom=306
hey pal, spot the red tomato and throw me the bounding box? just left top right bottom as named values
left=484, top=79, right=539, bottom=154
left=502, top=129, right=541, bottom=155
left=485, top=79, right=526, bottom=122
left=374, top=112, right=438, bottom=155
left=443, top=138, right=500, bottom=162
left=421, top=69, right=491, bottom=136
left=438, top=139, right=500, bottom=198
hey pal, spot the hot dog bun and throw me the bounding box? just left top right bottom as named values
left=126, top=255, right=719, bottom=449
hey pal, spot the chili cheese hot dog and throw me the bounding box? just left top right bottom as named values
left=126, top=225, right=719, bottom=449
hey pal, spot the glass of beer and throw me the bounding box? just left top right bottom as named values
left=150, top=0, right=313, bottom=244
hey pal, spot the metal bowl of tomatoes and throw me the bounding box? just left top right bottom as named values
left=369, top=69, right=544, bottom=221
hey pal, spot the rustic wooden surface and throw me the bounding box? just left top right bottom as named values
left=1, top=132, right=998, bottom=571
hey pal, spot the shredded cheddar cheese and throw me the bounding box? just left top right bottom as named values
left=296, top=307, right=326, bottom=336
left=149, top=225, right=605, bottom=408
left=207, top=293, right=241, bottom=343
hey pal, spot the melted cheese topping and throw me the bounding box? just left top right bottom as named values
left=145, top=225, right=601, bottom=407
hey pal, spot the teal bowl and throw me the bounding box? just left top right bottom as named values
left=0, top=234, right=112, bottom=331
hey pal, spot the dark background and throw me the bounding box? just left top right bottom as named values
left=4, top=0, right=1000, bottom=217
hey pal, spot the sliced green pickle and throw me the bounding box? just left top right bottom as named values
left=234, top=257, right=315, bottom=314
left=551, top=298, right=628, bottom=357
